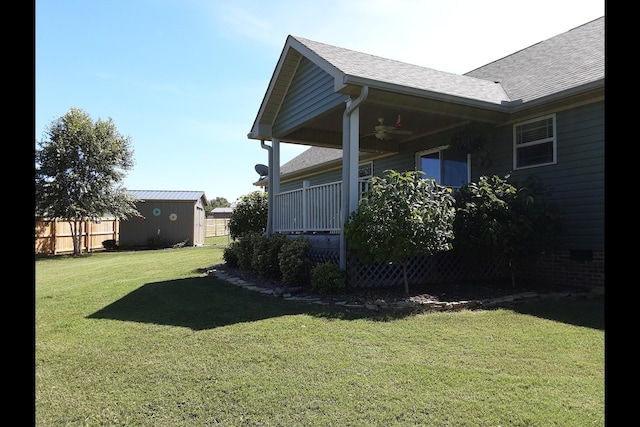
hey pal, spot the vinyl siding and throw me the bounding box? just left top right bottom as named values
left=273, top=57, right=347, bottom=136
left=479, top=101, right=604, bottom=251
left=276, top=102, right=603, bottom=252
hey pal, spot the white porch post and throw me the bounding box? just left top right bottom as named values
left=263, top=138, right=281, bottom=237
left=339, top=86, right=367, bottom=269
left=272, top=138, right=280, bottom=195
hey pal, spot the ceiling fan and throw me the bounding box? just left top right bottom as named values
left=363, top=115, right=413, bottom=141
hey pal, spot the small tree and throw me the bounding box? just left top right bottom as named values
left=35, top=108, right=140, bottom=256
left=452, top=174, right=563, bottom=286
left=344, top=170, right=456, bottom=294
left=228, top=191, right=268, bottom=240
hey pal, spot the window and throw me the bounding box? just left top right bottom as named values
left=416, top=146, right=469, bottom=191
left=513, top=114, right=556, bottom=169
left=358, top=161, right=373, bottom=179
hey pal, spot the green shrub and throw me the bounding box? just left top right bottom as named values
left=234, top=231, right=262, bottom=270
left=252, top=233, right=287, bottom=279
left=453, top=174, right=563, bottom=286
left=278, top=237, right=312, bottom=287
left=228, top=191, right=268, bottom=240
left=345, top=169, right=455, bottom=294
left=102, top=239, right=119, bottom=250
left=311, top=262, right=346, bottom=295
left=223, top=242, right=240, bottom=267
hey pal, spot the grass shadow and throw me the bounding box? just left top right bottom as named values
left=87, top=274, right=605, bottom=331
left=503, top=296, right=604, bottom=330
left=87, top=277, right=377, bottom=330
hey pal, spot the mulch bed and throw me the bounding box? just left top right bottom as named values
left=215, top=266, right=587, bottom=305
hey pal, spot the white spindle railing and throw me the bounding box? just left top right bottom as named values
left=273, top=180, right=370, bottom=234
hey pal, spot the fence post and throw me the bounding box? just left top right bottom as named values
left=52, top=219, right=58, bottom=255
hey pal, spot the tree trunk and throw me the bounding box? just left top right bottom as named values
left=69, top=219, right=83, bottom=256
left=402, top=262, right=409, bottom=295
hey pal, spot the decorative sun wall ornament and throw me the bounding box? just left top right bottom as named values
left=169, top=213, right=177, bottom=221
left=152, top=208, right=161, bottom=216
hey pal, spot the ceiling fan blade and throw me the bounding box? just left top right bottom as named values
left=360, top=132, right=376, bottom=139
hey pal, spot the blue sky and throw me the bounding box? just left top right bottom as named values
left=35, top=0, right=604, bottom=205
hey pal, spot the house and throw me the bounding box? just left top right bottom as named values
left=119, top=190, right=208, bottom=248
left=247, top=17, right=604, bottom=288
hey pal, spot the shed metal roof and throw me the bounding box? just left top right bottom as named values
left=212, top=207, right=233, bottom=213
left=128, top=190, right=207, bottom=204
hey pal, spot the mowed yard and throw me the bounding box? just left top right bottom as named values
left=35, top=236, right=604, bottom=426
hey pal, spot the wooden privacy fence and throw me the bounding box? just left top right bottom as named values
left=35, top=217, right=119, bottom=255
left=206, top=218, right=230, bottom=237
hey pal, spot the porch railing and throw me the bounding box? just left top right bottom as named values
left=273, top=180, right=371, bottom=234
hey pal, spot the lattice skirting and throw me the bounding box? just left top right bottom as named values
left=309, top=248, right=508, bottom=288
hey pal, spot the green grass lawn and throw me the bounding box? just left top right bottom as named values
left=35, top=236, right=604, bottom=426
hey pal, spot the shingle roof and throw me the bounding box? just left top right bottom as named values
left=294, top=37, right=510, bottom=105
left=128, top=190, right=207, bottom=203
left=464, top=17, right=604, bottom=103
left=280, top=147, right=343, bottom=175
left=292, top=16, right=604, bottom=106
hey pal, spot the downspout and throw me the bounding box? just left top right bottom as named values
left=340, top=85, right=369, bottom=269
left=260, top=139, right=273, bottom=237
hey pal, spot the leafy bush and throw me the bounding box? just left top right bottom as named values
left=453, top=174, right=563, bottom=285
left=345, top=169, right=456, bottom=294
left=278, top=237, right=312, bottom=287
left=311, top=263, right=346, bottom=295
left=233, top=231, right=262, bottom=270
left=102, top=239, right=119, bottom=251
left=252, top=233, right=287, bottom=279
left=228, top=191, right=268, bottom=240
left=223, top=242, right=240, bottom=268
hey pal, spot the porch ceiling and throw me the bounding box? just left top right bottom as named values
left=272, top=87, right=510, bottom=153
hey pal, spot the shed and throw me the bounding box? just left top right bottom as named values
left=209, top=207, right=233, bottom=219
left=119, top=190, right=208, bottom=248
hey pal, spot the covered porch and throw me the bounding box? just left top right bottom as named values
left=246, top=36, right=510, bottom=269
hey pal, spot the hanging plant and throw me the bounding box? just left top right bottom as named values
left=450, top=122, right=486, bottom=154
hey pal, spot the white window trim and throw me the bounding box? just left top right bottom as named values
left=513, top=113, right=557, bottom=170
left=415, top=145, right=471, bottom=189
left=358, top=161, right=373, bottom=179
left=415, top=145, right=449, bottom=170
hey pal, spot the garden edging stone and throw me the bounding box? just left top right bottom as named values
left=207, top=267, right=604, bottom=313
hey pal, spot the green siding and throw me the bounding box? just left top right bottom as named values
left=277, top=101, right=604, bottom=253
left=273, top=57, right=347, bottom=136
left=479, top=101, right=605, bottom=251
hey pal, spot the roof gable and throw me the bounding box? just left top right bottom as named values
left=292, top=36, right=510, bottom=104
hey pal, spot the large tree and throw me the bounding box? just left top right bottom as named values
left=35, top=107, right=140, bottom=256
